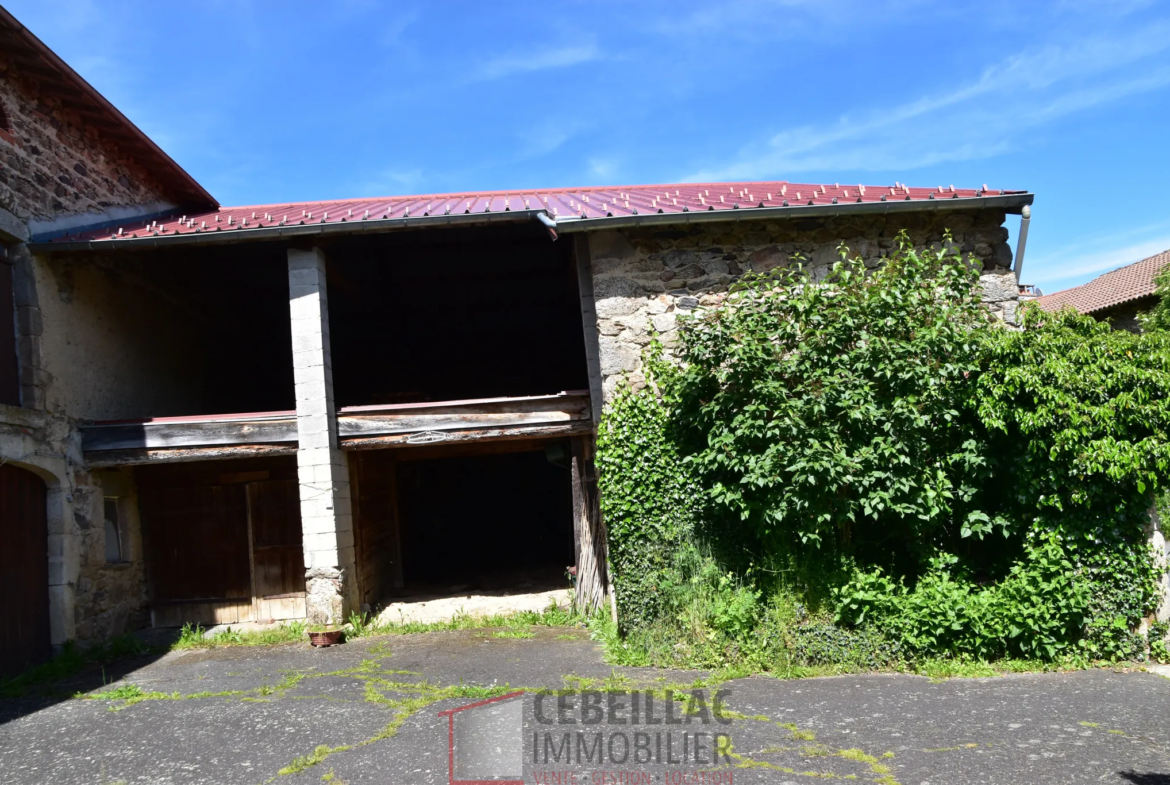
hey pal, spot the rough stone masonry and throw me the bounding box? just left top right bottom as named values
left=586, top=209, right=1018, bottom=401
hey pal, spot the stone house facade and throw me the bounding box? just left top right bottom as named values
left=0, top=7, right=215, bottom=674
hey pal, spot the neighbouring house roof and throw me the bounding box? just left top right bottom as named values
left=0, top=7, right=216, bottom=211
left=35, top=180, right=1032, bottom=250
left=1037, top=249, right=1170, bottom=315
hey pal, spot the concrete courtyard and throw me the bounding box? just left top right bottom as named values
left=0, top=627, right=1168, bottom=785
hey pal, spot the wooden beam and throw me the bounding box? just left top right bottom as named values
left=573, top=235, right=605, bottom=425
left=337, top=392, right=589, bottom=439
left=341, top=421, right=592, bottom=451
left=86, top=443, right=297, bottom=468
left=82, top=415, right=297, bottom=452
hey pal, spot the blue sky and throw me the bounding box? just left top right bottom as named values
left=10, top=0, right=1170, bottom=293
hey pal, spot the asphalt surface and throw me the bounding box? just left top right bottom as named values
left=0, top=626, right=1168, bottom=785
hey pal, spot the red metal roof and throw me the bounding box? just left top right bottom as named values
left=45, top=180, right=1026, bottom=245
left=1037, top=249, right=1169, bottom=315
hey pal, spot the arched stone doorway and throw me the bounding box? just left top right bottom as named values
left=0, top=462, right=50, bottom=678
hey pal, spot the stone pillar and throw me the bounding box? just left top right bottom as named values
left=288, top=247, right=357, bottom=625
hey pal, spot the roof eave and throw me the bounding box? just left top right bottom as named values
left=556, top=192, right=1033, bottom=234
left=30, top=192, right=1034, bottom=253
left=28, top=209, right=546, bottom=252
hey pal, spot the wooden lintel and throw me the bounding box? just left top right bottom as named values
left=337, top=393, right=590, bottom=439
left=341, top=421, right=593, bottom=452
left=82, top=417, right=297, bottom=452
left=85, top=443, right=297, bottom=468
left=83, top=393, right=593, bottom=458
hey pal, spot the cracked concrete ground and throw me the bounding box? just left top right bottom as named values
left=0, top=627, right=1168, bottom=785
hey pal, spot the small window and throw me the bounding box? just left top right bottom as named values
left=104, top=497, right=130, bottom=563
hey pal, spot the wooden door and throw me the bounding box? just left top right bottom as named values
left=0, top=464, right=50, bottom=678
left=352, top=450, right=403, bottom=608
left=247, top=480, right=306, bottom=621
left=140, top=484, right=254, bottom=626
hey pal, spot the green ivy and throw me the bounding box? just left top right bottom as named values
left=596, top=359, right=702, bottom=633
left=597, top=234, right=1170, bottom=664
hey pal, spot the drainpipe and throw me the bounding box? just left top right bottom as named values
left=1014, top=205, right=1031, bottom=283
left=535, top=211, right=558, bottom=241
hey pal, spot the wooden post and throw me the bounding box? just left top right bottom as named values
left=570, top=435, right=608, bottom=615
left=571, top=234, right=617, bottom=623
left=573, top=235, right=604, bottom=425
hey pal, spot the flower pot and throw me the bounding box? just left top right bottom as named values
left=308, top=629, right=344, bottom=647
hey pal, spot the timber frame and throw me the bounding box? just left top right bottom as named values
left=80, top=391, right=592, bottom=462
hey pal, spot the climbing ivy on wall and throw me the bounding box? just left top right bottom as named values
left=596, top=349, right=701, bottom=632
left=597, top=235, right=1170, bottom=664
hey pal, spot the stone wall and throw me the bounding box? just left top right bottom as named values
left=72, top=468, right=148, bottom=642
left=0, top=57, right=175, bottom=227
left=30, top=251, right=213, bottom=421
left=587, top=209, right=1017, bottom=400
left=1094, top=298, right=1155, bottom=334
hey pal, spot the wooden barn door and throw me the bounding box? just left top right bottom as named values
left=138, top=460, right=307, bottom=628
left=141, top=484, right=254, bottom=627
left=0, top=464, right=50, bottom=678
left=247, top=480, right=306, bottom=621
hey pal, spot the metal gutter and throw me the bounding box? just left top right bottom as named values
left=554, top=193, right=1034, bottom=234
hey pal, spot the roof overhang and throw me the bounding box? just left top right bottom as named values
left=29, top=192, right=1033, bottom=254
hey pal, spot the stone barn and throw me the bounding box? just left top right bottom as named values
left=0, top=7, right=1033, bottom=672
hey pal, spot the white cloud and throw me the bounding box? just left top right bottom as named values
left=1027, top=232, right=1170, bottom=290
left=475, top=44, right=599, bottom=82
left=681, top=22, right=1170, bottom=180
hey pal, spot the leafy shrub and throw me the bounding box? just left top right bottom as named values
left=836, top=534, right=1089, bottom=659
left=663, top=236, right=991, bottom=565
left=598, top=234, right=1170, bottom=666
left=1149, top=620, right=1170, bottom=663
left=597, top=355, right=702, bottom=633
left=788, top=621, right=903, bottom=669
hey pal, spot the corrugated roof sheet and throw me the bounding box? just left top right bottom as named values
left=46, top=180, right=1025, bottom=244
left=1037, top=249, right=1170, bottom=315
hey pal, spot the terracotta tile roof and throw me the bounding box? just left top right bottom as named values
left=40, top=180, right=1029, bottom=246
left=1037, top=249, right=1170, bottom=315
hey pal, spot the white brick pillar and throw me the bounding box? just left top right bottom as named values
left=288, top=247, right=357, bottom=625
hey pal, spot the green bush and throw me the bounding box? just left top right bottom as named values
left=596, top=354, right=702, bottom=633
left=836, top=534, right=1089, bottom=659
left=597, top=235, right=1170, bottom=667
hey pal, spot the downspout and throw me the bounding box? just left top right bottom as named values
left=1014, top=205, right=1031, bottom=283
left=535, top=211, right=558, bottom=241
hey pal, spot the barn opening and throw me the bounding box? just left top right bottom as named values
left=323, top=223, right=589, bottom=407
left=46, top=243, right=295, bottom=422
left=351, top=441, right=576, bottom=613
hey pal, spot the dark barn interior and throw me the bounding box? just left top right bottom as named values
left=396, top=447, right=574, bottom=591
left=323, top=224, right=589, bottom=407
left=351, top=442, right=576, bottom=608
left=100, top=244, right=296, bottom=417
